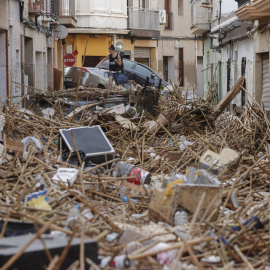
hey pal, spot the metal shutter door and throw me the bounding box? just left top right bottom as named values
left=262, top=53, right=270, bottom=110
left=134, top=47, right=151, bottom=58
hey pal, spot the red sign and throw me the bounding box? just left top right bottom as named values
left=64, top=54, right=76, bottom=67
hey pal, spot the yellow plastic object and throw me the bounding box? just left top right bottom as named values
left=164, top=179, right=183, bottom=198
left=27, top=196, right=52, bottom=211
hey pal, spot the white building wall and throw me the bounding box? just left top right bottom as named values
left=75, top=0, right=127, bottom=29
left=221, top=38, right=254, bottom=105
left=8, top=0, right=22, bottom=104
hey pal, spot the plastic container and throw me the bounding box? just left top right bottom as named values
left=113, top=161, right=151, bottom=185
left=174, top=211, right=188, bottom=225
left=67, top=204, right=80, bottom=228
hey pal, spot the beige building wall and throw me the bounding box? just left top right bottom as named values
left=0, top=1, right=8, bottom=29
left=157, top=0, right=198, bottom=90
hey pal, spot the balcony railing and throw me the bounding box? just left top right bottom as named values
left=59, top=0, right=75, bottom=18
left=127, top=7, right=159, bottom=31
left=45, top=0, right=59, bottom=21
left=28, top=0, right=45, bottom=14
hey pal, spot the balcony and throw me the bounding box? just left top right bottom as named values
left=190, top=0, right=211, bottom=35
left=42, top=0, right=59, bottom=22
left=127, top=7, right=160, bottom=38
left=235, top=0, right=270, bottom=20
left=59, top=0, right=76, bottom=28
left=28, top=0, right=45, bottom=15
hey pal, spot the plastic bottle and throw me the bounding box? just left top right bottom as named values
left=67, top=204, right=80, bottom=228
left=174, top=211, right=188, bottom=225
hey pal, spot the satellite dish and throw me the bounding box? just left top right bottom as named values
left=55, top=25, right=68, bottom=39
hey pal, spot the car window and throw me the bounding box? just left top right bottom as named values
left=135, top=64, right=152, bottom=78
left=123, top=59, right=134, bottom=70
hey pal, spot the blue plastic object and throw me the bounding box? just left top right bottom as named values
left=230, top=216, right=264, bottom=232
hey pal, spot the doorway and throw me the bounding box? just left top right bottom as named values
left=163, top=56, right=168, bottom=82
left=197, top=56, right=204, bottom=97
left=0, top=30, right=8, bottom=101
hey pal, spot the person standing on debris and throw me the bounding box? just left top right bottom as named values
left=98, top=44, right=122, bottom=90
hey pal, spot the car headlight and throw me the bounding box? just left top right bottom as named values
left=65, top=77, right=73, bottom=82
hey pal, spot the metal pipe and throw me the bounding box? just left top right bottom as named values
left=219, top=0, right=222, bottom=25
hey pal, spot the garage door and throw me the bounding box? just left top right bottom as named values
left=262, top=53, right=270, bottom=110
left=134, top=47, right=150, bottom=66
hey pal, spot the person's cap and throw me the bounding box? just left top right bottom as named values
left=109, top=44, right=116, bottom=51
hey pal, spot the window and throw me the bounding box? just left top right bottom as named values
left=165, top=0, right=170, bottom=29
left=227, top=59, right=231, bottom=92
left=179, top=48, right=184, bottom=87
left=178, top=0, right=183, bottom=16
left=95, top=0, right=106, bottom=10
left=135, top=64, right=152, bottom=78
left=139, top=0, right=146, bottom=8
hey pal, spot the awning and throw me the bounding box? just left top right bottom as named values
left=211, top=16, right=242, bottom=34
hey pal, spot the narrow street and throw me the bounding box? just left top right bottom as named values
left=0, top=0, right=270, bottom=269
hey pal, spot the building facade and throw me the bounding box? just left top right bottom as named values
left=191, top=0, right=270, bottom=109
left=236, top=0, right=270, bottom=110
left=65, top=0, right=200, bottom=91
left=0, top=0, right=66, bottom=105
left=158, top=0, right=202, bottom=95
left=66, top=0, right=160, bottom=71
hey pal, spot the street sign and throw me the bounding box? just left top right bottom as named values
left=116, top=41, right=124, bottom=51
left=64, top=54, right=76, bottom=67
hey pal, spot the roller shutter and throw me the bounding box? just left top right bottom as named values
left=134, top=47, right=151, bottom=59
left=262, top=53, right=270, bottom=110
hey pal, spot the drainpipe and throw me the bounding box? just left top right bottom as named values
left=5, top=31, right=9, bottom=99
left=195, top=34, right=198, bottom=69
left=218, top=0, right=222, bottom=25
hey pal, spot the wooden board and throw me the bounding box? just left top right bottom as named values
left=5, top=139, right=24, bottom=157
left=213, top=76, right=245, bottom=118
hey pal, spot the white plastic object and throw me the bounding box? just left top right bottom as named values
left=81, top=209, right=94, bottom=220
left=174, top=226, right=190, bottom=240
left=67, top=204, right=80, bottom=227
left=119, top=186, right=126, bottom=199
left=21, top=136, right=43, bottom=158
left=179, top=135, right=193, bottom=151
left=0, top=115, right=5, bottom=140
left=174, top=211, right=188, bottom=225
left=52, top=168, right=79, bottom=186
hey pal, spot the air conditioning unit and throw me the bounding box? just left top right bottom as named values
left=159, top=10, right=166, bottom=25
left=201, top=0, right=210, bottom=4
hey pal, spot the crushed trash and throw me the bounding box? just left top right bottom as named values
left=0, top=84, right=269, bottom=269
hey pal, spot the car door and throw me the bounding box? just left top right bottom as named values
left=122, top=59, right=136, bottom=81
left=134, top=63, right=154, bottom=86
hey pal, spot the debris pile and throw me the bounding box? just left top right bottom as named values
left=0, top=85, right=270, bottom=269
